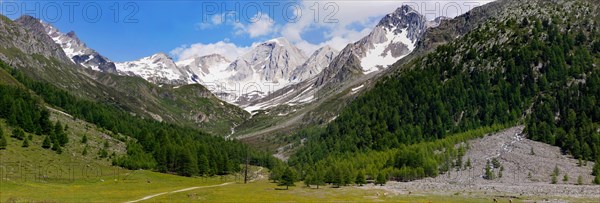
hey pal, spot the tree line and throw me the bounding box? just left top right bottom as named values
left=1, top=61, right=280, bottom=177
left=289, top=13, right=600, bottom=185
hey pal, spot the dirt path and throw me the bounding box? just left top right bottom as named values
left=123, top=182, right=234, bottom=203
left=124, top=167, right=265, bottom=203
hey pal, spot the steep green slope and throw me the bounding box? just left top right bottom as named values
left=0, top=15, right=248, bottom=136
left=0, top=60, right=277, bottom=177
left=289, top=0, right=600, bottom=182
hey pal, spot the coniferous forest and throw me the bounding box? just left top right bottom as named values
left=0, top=61, right=278, bottom=177
left=1, top=1, right=599, bottom=188
left=289, top=14, right=600, bottom=183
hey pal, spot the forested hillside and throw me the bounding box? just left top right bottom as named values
left=0, top=61, right=278, bottom=176
left=289, top=0, right=600, bottom=184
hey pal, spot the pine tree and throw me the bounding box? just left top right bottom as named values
left=42, top=136, right=51, bottom=149
left=355, top=170, right=366, bottom=186
left=179, top=149, right=198, bottom=177
left=465, top=158, right=472, bottom=169
left=52, top=139, right=62, bottom=154
left=56, top=144, right=62, bottom=154
left=81, top=134, right=88, bottom=144
left=0, top=126, right=7, bottom=150
left=563, top=174, right=569, bottom=182
left=82, top=145, right=88, bottom=155
left=55, top=122, right=68, bottom=146
left=304, top=173, right=313, bottom=188
left=22, top=137, right=29, bottom=148
left=197, top=154, right=209, bottom=176
left=312, top=167, right=325, bottom=189
left=375, top=171, right=387, bottom=186
left=484, top=161, right=495, bottom=180
left=269, top=165, right=284, bottom=183
left=279, top=167, right=297, bottom=190
left=593, top=160, right=600, bottom=176
left=99, top=148, right=108, bottom=158
left=577, top=175, right=584, bottom=185
left=11, top=128, right=25, bottom=140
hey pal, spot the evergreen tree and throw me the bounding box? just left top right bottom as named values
left=81, top=134, right=88, bottom=144
left=563, top=174, right=569, bottom=182
left=0, top=126, right=6, bottom=150
left=269, top=165, right=285, bottom=183
left=465, top=158, right=472, bottom=169
left=99, top=140, right=109, bottom=158
left=55, top=122, right=68, bottom=146
left=22, top=137, right=29, bottom=148
left=551, top=174, right=558, bottom=184
left=593, top=160, right=600, bottom=176
left=52, top=139, right=61, bottom=154
left=99, top=148, right=108, bottom=158
left=42, top=136, right=51, bottom=149
left=484, top=161, right=495, bottom=180
left=375, top=171, right=387, bottom=186
left=82, top=145, right=88, bottom=155
left=279, top=167, right=297, bottom=190
left=355, top=170, right=366, bottom=186
left=312, top=167, right=325, bottom=189
left=197, top=154, right=209, bottom=176
left=11, top=128, right=25, bottom=140
left=303, top=173, right=313, bottom=187
left=179, top=149, right=198, bottom=177
left=577, top=175, right=584, bottom=185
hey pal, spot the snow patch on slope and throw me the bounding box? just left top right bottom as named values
left=360, top=27, right=415, bottom=74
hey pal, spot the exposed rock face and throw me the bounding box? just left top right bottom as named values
left=215, top=37, right=308, bottom=104
left=246, top=5, right=432, bottom=112
left=290, top=45, right=339, bottom=83
left=13, top=16, right=117, bottom=73
left=41, top=22, right=117, bottom=73
left=5, top=15, right=73, bottom=65
left=315, top=5, right=427, bottom=88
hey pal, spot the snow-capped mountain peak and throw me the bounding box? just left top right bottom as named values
left=359, top=5, right=426, bottom=73
left=116, top=52, right=192, bottom=85
left=176, top=54, right=232, bottom=84
left=222, top=37, right=308, bottom=104
left=40, top=20, right=117, bottom=73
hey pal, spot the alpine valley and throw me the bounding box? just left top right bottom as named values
left=1, top=0, right=599, bottom=202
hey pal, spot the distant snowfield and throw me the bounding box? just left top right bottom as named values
left=116, top=54, right=184, bottom=82
left=361, top=27, right=415, bottom=74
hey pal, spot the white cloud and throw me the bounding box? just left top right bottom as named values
left=184, top=1, right=493, bottom=61
left=197, top=14, right=221, bottom=30
left=233, top=12, right=277, bottom=38
left=283, top=0, right=493, bottom=55
left=170, top=41, right=251, bottom=61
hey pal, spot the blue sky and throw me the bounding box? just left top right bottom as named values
left=1, top=0, right=491, bottom=62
